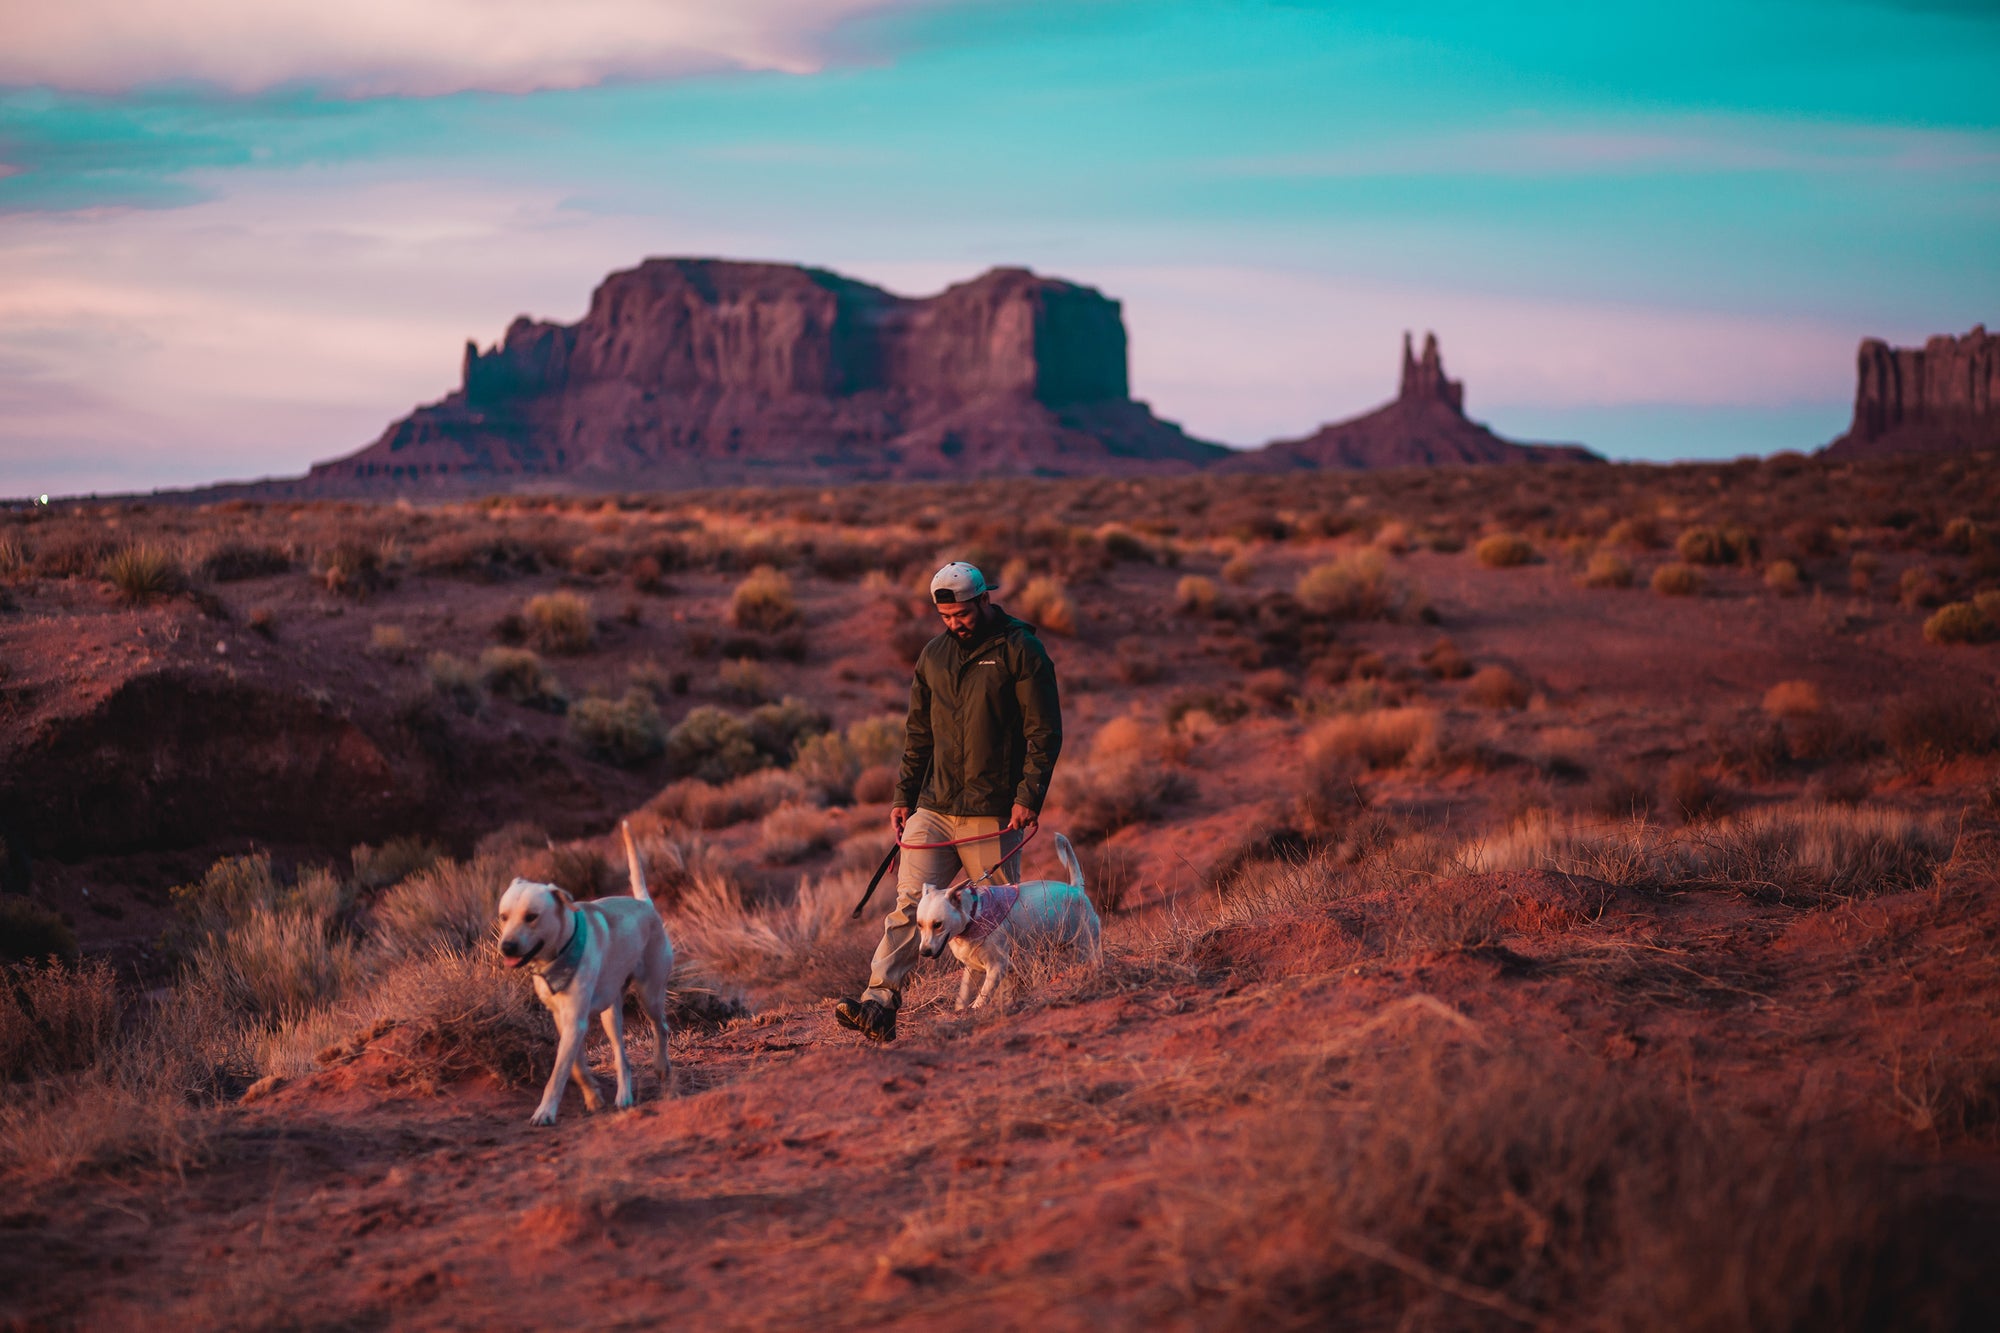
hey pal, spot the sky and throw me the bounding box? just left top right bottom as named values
left=1, top=0, right=1996, bottom=496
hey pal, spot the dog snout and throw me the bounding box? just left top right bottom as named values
left=499, top=936, right=522, bottom=957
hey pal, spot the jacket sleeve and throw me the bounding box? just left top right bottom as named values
left=1012, top=633, right=1063, bottom=812
left=893, top=653, right=933, bottom=810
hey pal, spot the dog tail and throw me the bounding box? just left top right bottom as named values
left=621, top=819, right=651, bottom=902
left=1054, top=832, right=1084, bottom=890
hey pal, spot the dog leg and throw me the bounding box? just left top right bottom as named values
left=532, top=1015, right=591, bottom=1126
left=600, top=1003, right=636, bottom=1110
left=972, top=959, right=1006, bottom=1009
left=955, top=965, right=976, bottom=1012
left=570, top=1044, right=604, bottom=1113
left=641, top=974, right=672, bottom=1096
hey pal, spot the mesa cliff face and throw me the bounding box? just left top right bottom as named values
left=307, top=259, right=1221, bottom=491
left=1823, top=326, right=2000, bottom=459
left=1218, top=332, right=1600, bottom=472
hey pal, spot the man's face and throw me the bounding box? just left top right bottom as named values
left=937, top=594, right=987, bottom=641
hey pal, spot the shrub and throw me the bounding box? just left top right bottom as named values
left=1, top=959, right=121, bottom=1080
left=667, top=707, right=766, bottom=783
left=1603, top=515, right=1661, bottom=548
left=650, top=769, right=805, bottom=830
left=1221, top=551, right=1255, bottom=585
left=426, top=651, right=482, bottom=714
left=1666, top=762, right=1732, bottom=823
left=1676, top=524, right=1756, bottom=565
left=1308, top=708, right=1438, bottom=771
left=1016, top=576, right=1078, bottom=635
left=757, top=802, right=839, bottom=864
left=1175, top=574, right=1219, bottom=615
left=0, top=534, right=25, bottom=579
left=1764, top=559, right=1804, bottom=595
left=1465, top=665, right=1530, bottom=710
left=1883, top=682, right=2000, bottom=771
left=1294, top=550, right=1424, bottom=621
left=748, top=696, right=831, bottom=762
left=101, top=544, right=185, bottom=604
left=0, top=896, right=76, bottom=963
left=793, top=716, right=904, bottom=802
left=1762, top=679, right=1824, bottom=720
left=1850, top=551, right=1880, bottom=592
left=1900, top=566, right=1950, bottom=609
left=479, top=646, right=567, bottom=710
left=570, top=689, right=666, bottom=766
left=200, top=541, right=291, bottom=582
left=1420, top=637, right=1472, bottom=680
left=1057, top=717, right=1193, bottom=839
left=523, top=590, right=595, bottom=654
left=1922, top=602, right=1994, bottom=645
left=349, top=835, right=445, bottom=892
left=313, top=539, right=384, bottom=596
left=1474, top=532, right=1535, bottom=567
left=1579, top=550, right=1634, bottom=588
left=1978, top=589, right=2000, bottom=623
left=730, top=565, right=801, bottom=634
left=719, top=657, right=774, bottom=704
left=1651, top=562, right=1702, bottom=596
left=173, top=860, right=357, bottom=1020
left=367, top=623, right=411, bottom=662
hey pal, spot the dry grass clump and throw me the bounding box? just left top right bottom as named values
left=1420, top=637, right=1471, bottom=680
left=1016, top=576, right=1078, bottom=635
left=199, top=540, right=291, bottom=582
left=1922, top=601, right=1995, bottom=645
left=1651, top=561, right=1703, bottom=596
left=1676, top=523, right=1756, bottom=566
left=1169, top=1026, right=1954, bottom=1332
left=523, top=590, right=595, bottom=654
left=1472, top=531, right=1535, bottom=568
left=173, top=860, right=359, bottom=1021
left=1763, top=679, right=1824, bottom=720
left=757, top=802, right=840, bottom=864
left=1666, top=762, right=1733, bottom=823
left=1295, top=549, right=1426, bottom=621
left=719, top=656, right=774, bottom=704
left=1579, top=550, right=1634, bottom=588
left=101, top=543, right=185, bottom=604
left=367, top=623, right=411, bottom=662
left=1899, top=566, right=1950, bottom=610
left=1175, top=574, right=1219, bottom=615
left=372, top=855, right=513, bottom=957
left=669, top=870, right=869, bottom=999
left=2, top=959, right=121, bottom=1081
left=729, top=565, right=801, bottom=634
left=426, top=650, right=483, bottom=714
left=1306, top=708, right=1439, bottom=771
left=479, top=646, right=567, bottom=710
left=569, top=689, right=666, bottom=766
left=1464, top=664, right=1530, bottom=710
left=1764, top=558, right=1804, bottom=595
left=650, top=768, right=805, bottom=831
left=321, top=946, right=550, bottom=1091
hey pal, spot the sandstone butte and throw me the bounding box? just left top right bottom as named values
left=1214, top=330, right=1599, bottom=472
left=288, top=258, right=1601, bottom=497
left=1822, top=325, right=2000, bottom=460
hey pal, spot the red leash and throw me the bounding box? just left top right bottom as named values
left=848, top=823, right=1040, bottom=919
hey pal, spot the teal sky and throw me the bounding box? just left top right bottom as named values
left=2, top=0, right=1996, bottom=494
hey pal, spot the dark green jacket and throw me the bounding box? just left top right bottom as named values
left=894, top=610, right=1062, bottom=818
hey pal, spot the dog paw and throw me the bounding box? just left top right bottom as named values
left=529, top=1108, right=559, bottom=1127
left=616, top=1092, right=636, bottom=1110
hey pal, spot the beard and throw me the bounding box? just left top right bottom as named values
left=948, top=618, right=978, bottom=641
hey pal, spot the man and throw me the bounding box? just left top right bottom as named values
left=834, top=561, right=1062, bottom=1042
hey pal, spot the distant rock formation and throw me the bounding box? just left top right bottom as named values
left=1823, top=326, right=1999, bottom=459
left=1222, top=333, right=1600, bottom=472
left=304, top=259, right=1225, bottom=493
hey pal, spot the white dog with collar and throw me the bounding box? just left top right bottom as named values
left=496, top=821, right=674, bottom=1126
left=915, top=832, right=1101, bottom=1010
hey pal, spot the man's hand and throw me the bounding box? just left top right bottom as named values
left=1007, top=804, right=1039, bottom=834
left=891, top=806, right=910, bottom=838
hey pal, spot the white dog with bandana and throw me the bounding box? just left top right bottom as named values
left=496, top=821, right=674, bottom=1126
left=915, top=832, right=1101, bottom=1010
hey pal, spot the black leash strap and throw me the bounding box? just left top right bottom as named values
left=849, top=843, right=901, bottom=919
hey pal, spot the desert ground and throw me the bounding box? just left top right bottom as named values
left=3, top=451, right=1999, bottom=1330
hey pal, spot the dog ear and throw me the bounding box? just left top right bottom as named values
left=551, top=886, right=576, bottom=909
left=920, top=882, right=941, bottom=896
left=948, top=886, right=964, bottom=908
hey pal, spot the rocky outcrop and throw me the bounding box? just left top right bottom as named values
left=305, top=259, right=1224, bottom=492
left=1222, top=333, right=1600, bottom=472
left=1823, top=326, right=2000, bottom=459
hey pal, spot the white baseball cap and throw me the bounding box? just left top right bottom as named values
left=930, top=561, right=998, bottom=605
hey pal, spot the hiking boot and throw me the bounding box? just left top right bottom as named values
left=833, top=997, right=897, bottom=1042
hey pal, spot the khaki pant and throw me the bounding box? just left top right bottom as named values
left=862, top=808, right=1023, bottom=1008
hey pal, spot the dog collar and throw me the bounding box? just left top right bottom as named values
left=959, top=882, right=1021, bottom=943
left=535, top=910, right=590, bottom=994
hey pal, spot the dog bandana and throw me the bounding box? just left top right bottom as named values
left=959, top=883, right=1021, bottom=943
left=534, top=910, right=590, bottom=995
